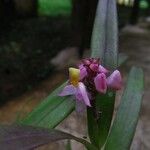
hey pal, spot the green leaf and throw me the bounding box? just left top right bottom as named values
left=96, top=92, right=116, bottom=148
left=91, top=0, right=118, bottom=70
left=87, top=107, right=100, bottom=148
left=87, top=92, right=115, bottom=149
left=66, top=140, right=72, bottom=150
left=0, top=124, right=98, bottom=150
left=19, top=82, right=75, bottom=128
left=104, top=67, right=144, bottom=150
left=89, top=0, right=118, bottom=148
left=118, top=53, right=128, bottom=67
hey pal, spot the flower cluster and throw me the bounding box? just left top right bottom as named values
left=59, top=58, right=122, bottom=107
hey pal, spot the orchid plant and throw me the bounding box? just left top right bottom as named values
left=59, top=59, right=122, bottom=108
left=0, top=0, right=144, bottom=150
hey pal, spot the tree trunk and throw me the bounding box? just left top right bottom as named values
left=0, top=0, right=15, bottom=18
left=14, top=0, right=37, bottom=17
left=130, top=0, right=140, bottom=25
left=0, top=0, right=3, bottom=18
left=71, top=0, right=98, bottom=57
left=146, top=0, right=150, bottom=16
left=0, top=0, right=15, bottom=31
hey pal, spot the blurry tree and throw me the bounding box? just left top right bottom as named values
left=14, top=0, right=37, bottom=17
left=0, top=0, right=37, bottom=19
left=71, top=0, right=98, bottom=57
left=0, top=0, right=15, bottom=30
left=72, top=0, right=150, bottom=57
left=130, top=0, right=141, bottom=24
left=146, top=0, right=150, bottom=16
left=0, top=0, right=15, bottom=19
left=0, top=0, right=3, bottom=19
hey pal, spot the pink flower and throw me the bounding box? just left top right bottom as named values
left=94, top=73, right=107, bottom=94
left=94, top=70, right=122, bottom=93
left=107, top=70, right=122, bottom=90
left=79, top=65, right=87, bottom=80
left=99, top=65, right=109, bottom=74
left=59, top=58, right=122, bottom=108
left=89, top=63, right=99, bottom=72
left=59, top=68, right=91, bottom=107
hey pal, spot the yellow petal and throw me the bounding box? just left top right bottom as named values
left=69, top=68, right=80, bottom=86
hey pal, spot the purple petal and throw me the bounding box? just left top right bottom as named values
left=76, top=82, right=91, bottom=107
left=107, top=70, right=122, bottom=90
left=98, top=65, right=109, bottom=74
left=94, top=73, right=107, bottom=94
left=75, top=88, right=83, bottom=101
left=82, top=59, right=91, bottom=65
left=89, top=63, right=99, bottom=72
left=79, top=65, right=87, bottom=80
left=59, top=85, right=76, bottom=96
left=75, top=99, right=86, bottom=114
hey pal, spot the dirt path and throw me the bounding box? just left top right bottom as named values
left=0, top=24, right=150, bottom=150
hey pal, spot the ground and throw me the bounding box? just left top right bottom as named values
left=0, top=20, right=150, bottom=150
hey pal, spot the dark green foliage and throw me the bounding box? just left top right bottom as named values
left=20, top=82, right=75, bottom=128
left=104, top=67, right=144, bottom=150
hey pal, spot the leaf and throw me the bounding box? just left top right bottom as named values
left=87, top=92, right=115, bottom=149
left=87, top=107, right=100, bottom=148
left=66, top=140, right=72, bottom=150
left=0, top=124, right=98, bottom=150
left=96, top=92, right=116, bottom=148
left=104, top=67, right=144, bottom=150
left=118, top=53, right=128, bottom=67
left=88, top=0, right=118, bottom=148
left=19, top=82, right=75, bottom=128
left=91, top=0, right=118, bottom=70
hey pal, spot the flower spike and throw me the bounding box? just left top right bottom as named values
left=59, top=58, right=122, bottom=108
left=94, top=73, right=107, bottom=94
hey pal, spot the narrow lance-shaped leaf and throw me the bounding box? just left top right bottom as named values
left=19, top=82, right=75, bottom=128
left=0, top=124, right=98, bottom=150
left=96, top=92, right=116, bottom=148
left=91, top=0, right=118, bottom=70
left=88, top=0, right=118, bottom=148
left=87, top=107, right=100, bottom=148
left=66, top=140, right=72, bottom=150
left=87, top=92, right=116, bottom=149
left=118, top=53, right=128, bottom=67
left=104, top=67, right=144, bottom=150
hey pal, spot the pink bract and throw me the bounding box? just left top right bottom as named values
left=107, top=70, right=122, bottom=90
left=94, top=73, right=107, bottom=94
left=59, top=82, right=91, bottom=107
left=59, top=58, right=122, bottom=108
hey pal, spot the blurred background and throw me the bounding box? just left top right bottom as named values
left=0, top=0, right=150, bottom=149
